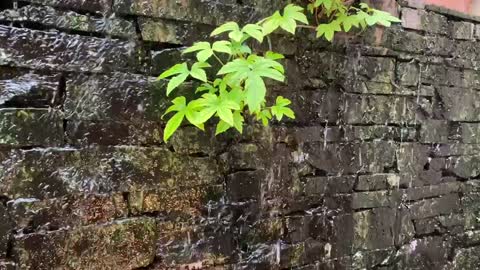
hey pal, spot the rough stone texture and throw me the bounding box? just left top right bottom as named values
left=13, top=217, right=156, bottom=270
left=0, top=6, right=135, bottom=38
left=0, top=0, right=480, bottom=269
left=0, top=26, right=140, bottom=73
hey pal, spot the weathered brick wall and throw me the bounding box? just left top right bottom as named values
left=1, top=0, right=480, bottom=269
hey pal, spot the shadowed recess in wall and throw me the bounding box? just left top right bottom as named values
left=1, top=0, right=480, bottom=269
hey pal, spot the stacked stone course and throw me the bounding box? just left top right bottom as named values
left=1, top=0, right=480, bottom=269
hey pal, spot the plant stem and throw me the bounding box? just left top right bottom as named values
left=297, top=25, right=317, bottom=30
left=213, top=53, right=225, bottom=65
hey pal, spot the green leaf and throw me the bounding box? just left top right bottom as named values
left=217, top=106, right=234, bottom=125
left=211, top=22, right=240, bottom=36
left=271, top=96, right=295, bottom=121
left=196, top=83, right=217, bottom=93
left=197, top=49, right=213, bottom=62
left=183, top=42, right=210, bottom=54
left=275, top=96, right=291, bottom=106
left=218, top=58, right=250, bottom=77
left=242, top=24, right=264, bottom=43
left=215, top=120, right=232, bottom=135
left=183, top=42, right=214, bottom=62
left=190, top=62, right=210, bottom=82
left=162, top=96, right=186, bottom=118
left=283, top=4, right=308, bottom=24
left=164, top=112, right=184, bottom=142
left=158, top=63, right=188, bottom=79
left=265, top=51, right=285, bottom=60
left=316, top=20, right=342, bottom=41
left=367, top=10, right=401, bottom=27
left=245, top=75, right=266, bottom=113
left=262, top=4, right=310, bottom=35
left=195, top=93, right=240, bottom=124
left=229, top=30, right=244, bottom=42
left=314, top=0, right=332, bottom=10
left=262, top=11, right=282, bottom=35
left=256, top=109, right=272, bottom=126
left=167, top=73, right=189, bottom=96
left=232, top=111, right=244, bottom=133
left=212, top=41, right=232, bottom=54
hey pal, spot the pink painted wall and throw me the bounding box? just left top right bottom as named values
left=425, top=0, right=480, bottom=15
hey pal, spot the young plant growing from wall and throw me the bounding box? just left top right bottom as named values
left=159, top=0, right=400, bottom=141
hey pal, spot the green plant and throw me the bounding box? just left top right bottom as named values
left=159, top=1, right=400, bottom=142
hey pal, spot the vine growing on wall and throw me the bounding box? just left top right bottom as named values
left=159, top=0, right=400, bottom=141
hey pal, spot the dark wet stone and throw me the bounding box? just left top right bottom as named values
left=436, top=87, right=480, bottom=122
left=277, top=89, right=343, bottom=124
left=168, top=126, right=227, bottom=156
left=408, top=194, right=461, bottom=220
left=127, top=185, right=223, bottom=218
left=8, top=193, right=127, bottom=230
left=66, top=120, right=163, bottom=147
left=21, top=0, right=112, bottom=14
left=0, top=109, right=63, bottom=147
left=0, top=148, right=113, bottom=199
left=0, top=145, right=220, bottom=199
left=138, top=17, right=212, bottom=45
left=0, top=6, right=135, bottom=38
left=351, top=190, right=402, bottom=209
left=301, top=141, right=396, bottom=174
left=0, top=67, right=59, bottom=107
left=64, top=73, right=186, bottom=122
left=396, top=61, right=419, bottom=86
left=0, top=260, right=16, bottom=270
left=450, top=246, right=480, bottom=270
left=354, top=56, right=395, bottom=83
left=448, top=155, right=480, bottom=179
left=451, top=21, right=475, bottom=40
left=226, top=170, right=263, bottom=202
left=379, top=28, right=427, bottom=54
left=0, top=25, right=140, bottom=73
left=460, top=123, right=480, bottom=144
left=111, top=146, right=221, bottom=192
left=220, top=143, right=265, bottom=171
left=343, top=94, right=432, bottom=125
left=394, top=236, right=450, bottom=269
left=344, top=125, right=416, bottom=142
left=0, top=204, right=13, bottom=258
left=13, top=217, right=156, bottom=270
left=396, top=143, right=442, bottom=187
left=114, top=0, right=268, bottom=26
left=355, top=174, right=400, bottom=191
left=463, top=192, right=480, bottom=229
left=155, top=221, right=233, bottom=267
left=419, top=120, right=449, bottom=143
left=403, top=182, right=461, bottom=202
left=304, top=175, right=356, bottom=197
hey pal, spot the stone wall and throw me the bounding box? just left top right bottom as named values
left=1, top=0, right=480, bottom=269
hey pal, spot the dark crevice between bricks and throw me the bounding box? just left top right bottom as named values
left=0, top=0, right=14, bottom=11
left=57, top=73, right=68, bottom=145
left=5, top=236, right=14, bottom=259
left=18, top=1, right=98, bottom=16
left=122, top=192, right=131, bottom=217
left=0, top=19, right=106, bottom=38
left=0, top=195, right=10, bottom=206
left=187, top=152, right=210, bottom=158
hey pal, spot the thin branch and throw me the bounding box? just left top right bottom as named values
left=212, top=53, right=225, bottom=66
left=297, top=25, right=317, bottom=30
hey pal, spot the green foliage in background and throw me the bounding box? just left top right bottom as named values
left=159, top=0, right=400, bottom=141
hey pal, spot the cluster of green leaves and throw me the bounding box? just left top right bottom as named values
left=159, top=2, right=400, bottom=142
left=308, top=0, right=400, bottom=41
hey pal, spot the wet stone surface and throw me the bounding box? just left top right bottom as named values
left=0, top=6, right=136, bottom=38
left=0, top=1, right=480, bottom=269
